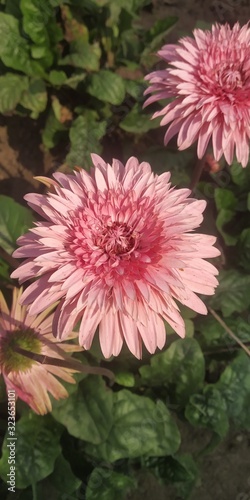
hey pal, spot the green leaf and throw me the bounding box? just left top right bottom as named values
left=19, top=78, right=47, bottom=119
left=139, top=338, right=205, bottom=404
left=0, top=258, right=10, bottom=282
left=0, top=73, right=29, bottom=113
left=197, top=315, right=250, bottom=349
left=214, top=188, right=237, bottom=210
left=230, top=160, right=250, bottom=188
left=185, top=387, right=229, bottom=438
left=120, top=103, right=160, bottom=133
left=42, top=108, right=67, bottom=149
left=66, top=113, right=106, bottom=169
left=86, top=468, right=137, bottom=500
left=52, top=376, right=114, bottom=444
left=141, top=17, right=177, bottom=68
left=63, top=72, right=87, bottom=89
left=49, top=454, right=81, bottom=494
left=0, top=13, right=44, bottom=76
left=0, top=195, right=33, bottom=254
left=114, top=371, right=135, bottom=387
left=21, top=0, right=50, bottom=45
left=147, top=454, right=198, bottom=499
left=0, top=414, right=62, bottom=489
left=215, top=209, right=237, bottom=246
left=237, top=228, right=250, bottom=272
left=59, top=40, right=101, bottom=71
left=85, top=392, right=180, bottom=462
left=48, top=70, right=68, bottom=86
left=209, top=269, right=250, bottom=316
left=214, top=352, right=250, bottom=429
left=87, top=70, right=126, bottom=105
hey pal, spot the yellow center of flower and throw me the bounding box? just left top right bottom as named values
left=0, top=330, right=42, bottom=373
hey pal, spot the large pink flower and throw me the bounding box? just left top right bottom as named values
left=12, top=155, right=220, bottom=358
left=0, top=287, right=79, bottom=414
left=144, top=23, right=250, bottom=167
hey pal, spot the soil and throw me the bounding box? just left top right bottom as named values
left=0, top=2, right=250, bottom=500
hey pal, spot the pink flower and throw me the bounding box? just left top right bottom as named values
left=0, top=287, right=79, bottom=414
left=12, top=155, right=220, bottom=359
left=144, top=23, right=250, bottom=167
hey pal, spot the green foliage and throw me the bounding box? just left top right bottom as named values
left=139, top=338, right=205, bottom=404
left=52, top=376, right=114, bottom=443
left=214, top=352, right=250, bottom=429
left=85, top=391, right=181, bottom=461
left=209, top=269, right=250, bottom=316
left=0, top=195, right=33, bottom=254
left=0, top=414, right=62, bottom=488
left=48, top=453, right=82, bottom=494
left=185, top=387, right=229, bottom=438
left=66, top=113, right=106, bottom=168
left=86, top=467, right=137, bottom=500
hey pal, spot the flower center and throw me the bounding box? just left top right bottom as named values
left=0, top=329, right=42, bottom=373
left=94, top=221, right=138, bottom=256
left=217, top=64, right=243, bottom=90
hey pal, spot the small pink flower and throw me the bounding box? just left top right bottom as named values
left=144, top=23, right=250, bottom=167
left=0, top=287, right=79, bottom=414
left=12, top=155, right=220, bottom=358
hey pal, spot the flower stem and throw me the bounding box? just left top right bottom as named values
left=208, top=307, right=250, bottom=357
left=189, top=156, right=206, bottom=191
left=0, top=246, right=19, bottom=269
left=13, top=346, right=115, bottom=382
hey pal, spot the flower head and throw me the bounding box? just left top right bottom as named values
left=144, top=23, right=250, bottom=167
left=12, top=155, right=220, bottom=358
left=0, top=287, right=78, bottom=414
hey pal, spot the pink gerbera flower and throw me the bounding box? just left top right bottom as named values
left=144, top=23, right=250, bottom=167
left=0, top=287, right=79, bottom=414
left=11, top=155, right=220, bottom=359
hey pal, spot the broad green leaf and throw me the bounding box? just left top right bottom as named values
left=19, top=78, right=47, bottom=119
left=120, top=103, right=160, bottom=133
left=0, top=414, right=62, bottom=489
left=114, top=371, right=135, bottom=387
left=52, top=376, right=114, bottom=444
left=139, top=338, right=205, bottom=404
left=215, top=209, right=237, bottom=246
left=146, top=453, right=198, bottom=499
left=208, top=269, right=250, bottom=316
left=48, top=70, right=68, bottom=86
left=66, top=114, right=106, bottom=169
left=63, top=72, right=87, bottom=89
left=59, top=40, right=101, bottom=71
left=42, top=108, right=68, bottom=149
left=20, top=0, right=52, bottom=45
left=49, top=454, right=81, bottom=494
left=230, top=160, right=250, bottom=188
left=214, top=188, right=237, bottom=210
left=86, top=467, right=137, bottom=500
left=197, top=315, right=250, bottom=348
left=214, top=188, right=238, bottom=245
left=0, top=73, right=29, bottom=113
left=87, top=70, right=126, bottom=105
left=0, top=13, right=44, bottom=76
left=237, top=228, right=250, bottom=272
left=0, top=195, right=33, bottom=254
left=214, top=352, right=250, bottom=429
left=85, top=392, right=181, bottom=462
left=185, top=387, right=229, bottom=438
left=141, top=17, right=177, bottom=68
